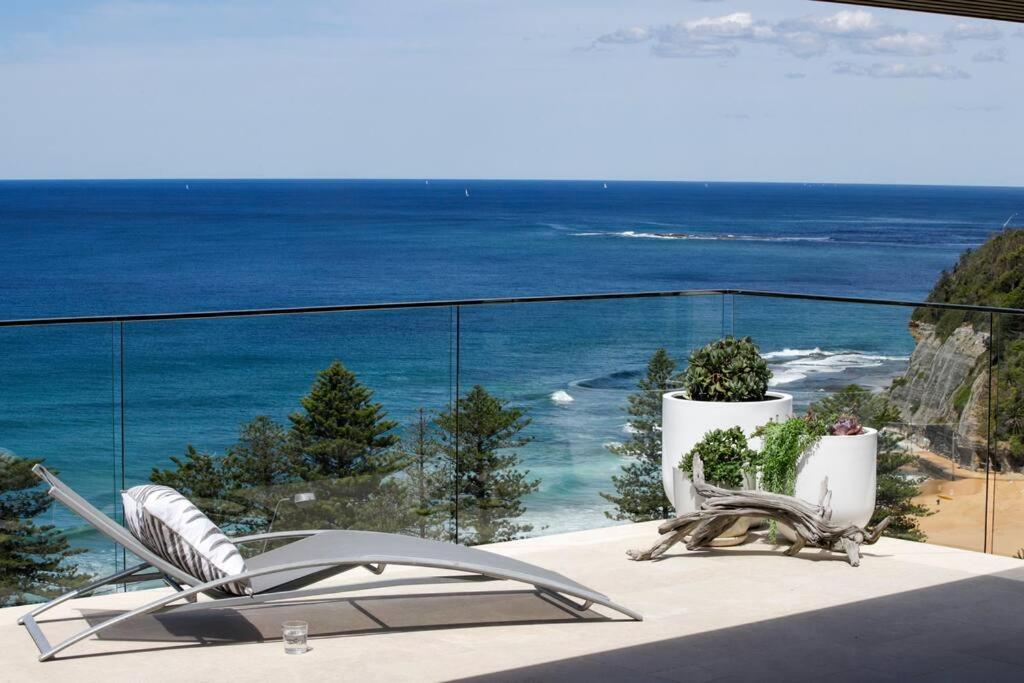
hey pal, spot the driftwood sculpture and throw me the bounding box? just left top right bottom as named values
left=628, top=460, right=891, bottom=567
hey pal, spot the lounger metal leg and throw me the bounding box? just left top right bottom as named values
left=536, top=587, right=594, bottom=612
left=363, top=563, right=387, bottom=575
left=17, top=562, right=152, bottom=626
left=35, top=579, right=224, bottom=662
left=162, top=574, right=198, bottom=603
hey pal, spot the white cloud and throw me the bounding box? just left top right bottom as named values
left=945, top=23, right=1002, bottom=41
left=778, top=10, right=884, bottom=38
left=651, top=42, right=739, bottom=59
left=598, top=11, right=776, bottom=59
left=853, top=32, right=952, bottom=57
left=682, top=12, right=762, bottom=38
left=784, top=72, right=807, bottom=79
left=832, top=61, right=970, bottom=80
left=590, top=8, right=1006, bottom=64
left=972, top=45, right=1007, bottom=63
left=595, top=26, right=650, bottom=45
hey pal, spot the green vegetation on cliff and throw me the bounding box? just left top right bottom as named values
left=912, top=228, right=1024, bottom=338
left=912, top=229, right=1024, bottom=465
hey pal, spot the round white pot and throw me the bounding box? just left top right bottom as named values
left=661, top=391, right=793, bottom=501
left=672, top=467, right=753, bottom=539
left=781, top=428, right=878, bottom=541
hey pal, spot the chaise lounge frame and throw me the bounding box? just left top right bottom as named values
left=17, top=465, right=641, bottom=661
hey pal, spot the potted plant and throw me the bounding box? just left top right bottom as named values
left=662, top=336, right=792, bottom=501
left=675, top=427, right=757, bottom=544
left=756, top=413, right=878, bottom=541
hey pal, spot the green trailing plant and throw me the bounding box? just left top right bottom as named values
left=756, top=416, right=828, bottom=498
left=683, top=336, right=772, bottom=402
left=753, top=415, right=827, bottom=542
left=680, top=427, right=757, bottom=489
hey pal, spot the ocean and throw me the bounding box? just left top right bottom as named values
left=2, top=179, right=1023, bottom=574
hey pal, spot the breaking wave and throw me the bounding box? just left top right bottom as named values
left=550, top=390, right=574, bottom=403
left=763, top=348, right=908, bottom=386
left=571, top=230, right=833, bottom=243
left=573, top=369, right=641, bottom=390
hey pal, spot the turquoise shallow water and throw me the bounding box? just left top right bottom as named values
left=1, top=179, right=1022, bottom=574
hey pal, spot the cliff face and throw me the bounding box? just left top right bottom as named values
left=888, top=320, right=990, bottom=468
left=893, top=229, right=1024, bottom=471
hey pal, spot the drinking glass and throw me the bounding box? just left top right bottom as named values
left=282, top=620, right=309, bottom=654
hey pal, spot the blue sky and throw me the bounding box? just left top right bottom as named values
left=0, top=1, right=1020, bottom=185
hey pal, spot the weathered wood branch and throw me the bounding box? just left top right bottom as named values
left=628, top=460, right=890, bottom=567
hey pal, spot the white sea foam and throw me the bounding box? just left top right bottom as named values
left=622, top=423, right=639, bottom=435
left=761, top=347, right=823, bottom=359
left=550, top=390, right=574, bottom=403
left=763, top=348, right=909, bottom=386
left=603, top=441, right=623, bottom=450
left=571, top=230, right=833, bottom=243
left=768, top=370, right=809, bottom=386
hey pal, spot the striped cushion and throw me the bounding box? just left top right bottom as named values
left=121, top=485, right=250, bottom=596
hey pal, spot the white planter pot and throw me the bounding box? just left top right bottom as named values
left=673, top=467, right=752, bottom=539
left=661, top=391, right=793, bottom=501
left=781, top=428, right=878, bottom=541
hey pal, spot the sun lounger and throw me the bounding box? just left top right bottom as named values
left=17, top=465, right=641, bottom=661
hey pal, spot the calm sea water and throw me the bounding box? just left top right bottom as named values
left=2, top=179, right=1022, bottom=572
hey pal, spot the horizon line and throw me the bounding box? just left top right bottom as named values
left=1, top=177, right=1023, bottom=191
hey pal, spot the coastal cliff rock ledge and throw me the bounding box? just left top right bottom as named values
left=888, top=321, right=990, bottom=469
left=886, top=228, right=1024, bottom=472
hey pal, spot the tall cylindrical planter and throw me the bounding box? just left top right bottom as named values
left=662, top=391, right=793, bottom=501
left=784, top=428, right=878, bottom=536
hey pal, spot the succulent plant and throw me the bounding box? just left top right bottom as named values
left=829, top=415, right=865, bottom=436
left=683, top=336, right=772, bottom=402
left=680, top=426, right=756, bottom=489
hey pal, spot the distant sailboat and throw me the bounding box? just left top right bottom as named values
left=465, top=189, right=470, bottom=197
left=185, top=184, right=190, bottom=190
left=425, top=180, right=429, bottom=185
left=603, top=182, right=608, bottom=189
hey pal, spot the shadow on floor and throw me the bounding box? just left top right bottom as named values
left=454, top=567, right=1024, bottom=683
left=70, top=589, right=605, bottom=653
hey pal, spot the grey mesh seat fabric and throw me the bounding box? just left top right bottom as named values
left=246, top=530, right=611, bottom=601
left=17, top=466, right=642, bottom=662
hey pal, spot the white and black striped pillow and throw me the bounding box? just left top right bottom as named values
left=121, top=485, right=250, bottom=596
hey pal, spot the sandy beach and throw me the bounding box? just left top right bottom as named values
left=906, top=444, right=1024, bottom=557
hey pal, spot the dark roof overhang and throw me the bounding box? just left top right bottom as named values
left=813, top=1, right=1024, bottom=24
